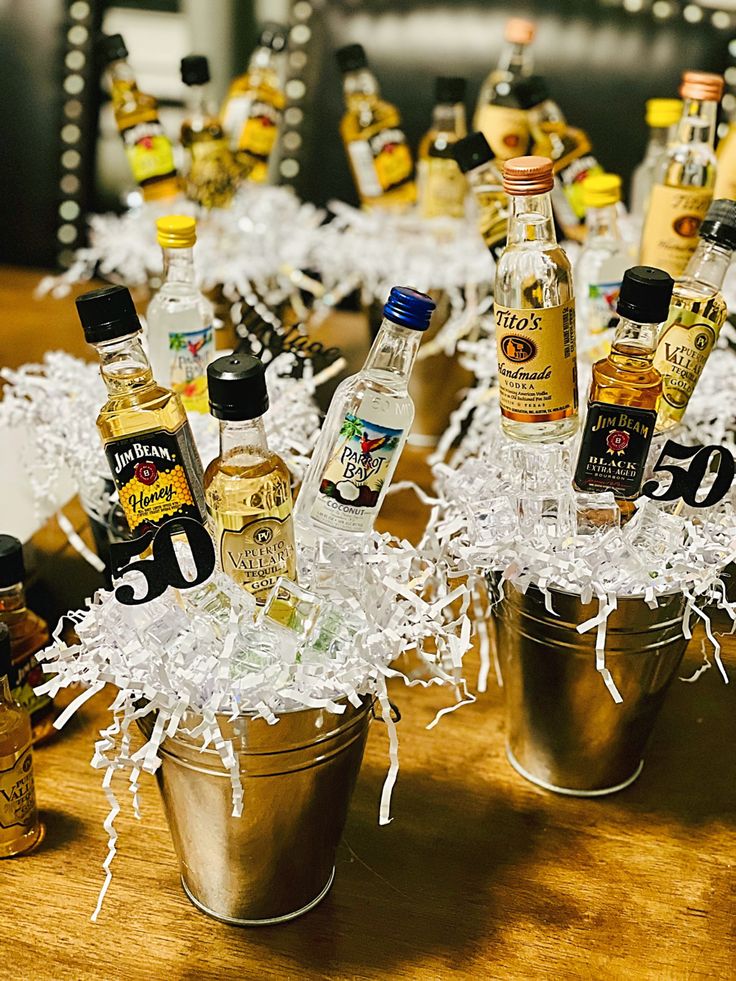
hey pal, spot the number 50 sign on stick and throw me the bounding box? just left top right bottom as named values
left=642, top=440, right=735, bottom=509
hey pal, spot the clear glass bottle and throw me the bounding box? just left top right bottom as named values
left=76, top=285, right=207, bottom=537
left=0, top=623, right=44, bottom=858
left=474, top=17, right=535, bottom=162
left=294, top=287, right=435, bottom=545
left=453, top=131, right=508, bottom=258
left=418, top=76, right=468, bottom=219
left=180, top=55, right=239, bottom=209
left=654, top=199, right=736, bottom=432
left=0, top=537, right=56, bottom=745
left=99, top=33, right=180, bottom=202
left=336, top=44, right=416, bottom=210
left=494, top=156, right=578, bottom=442
left=146, top=216, right=215, bottom=415
left=221, top=23, right=288, bottom=183
left=630, top=99, right=682, bottom=220
left=714, top=120, right=736, bottom=201
left=576, top=174, right=630, bottom=341
left=204, top=355, right=296, bottom=604
left=574, top=266, right=673, bottom=501
left=640, top=71, right=724, bottom=278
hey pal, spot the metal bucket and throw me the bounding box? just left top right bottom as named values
left=493, top=583, right=689, bottom=796
left=144, top=698, right=371, bottom=925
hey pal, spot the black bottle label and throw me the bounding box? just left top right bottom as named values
left=574, top=402, right=657, bottom=499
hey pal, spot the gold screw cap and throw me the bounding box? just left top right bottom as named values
left=156, top=215, right=197, bottom=249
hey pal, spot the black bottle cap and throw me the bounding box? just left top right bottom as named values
left=514, top=74, right=550, bottom=111
left=700, top=198, right=736, bottom=251
left=0, top=623, right=11, bottom=680
left=435, top=76, right=466, bottom=105
left=0, top=535, right=24, bottom=588
left=258, top=23, right=289, bottom=52
left=207, top=354, right=269, bottom=421
left=181, top=54, right=210, bottom=86
left=98, top=33, right=128, bottom=64
left=453, top=131, right=494, bottom=173
left=616, top=266, right=674, bottom=324
left=75, top=286, right=142, bottom=345
left=336, top=43, right=368, bottom=74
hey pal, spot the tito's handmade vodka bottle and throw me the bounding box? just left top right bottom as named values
left=294, top=287, right=435, bottom=544
left=494, top=156, right=578, bottom=442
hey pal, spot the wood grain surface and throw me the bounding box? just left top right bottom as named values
left=2, top=269, right=735, bottom=981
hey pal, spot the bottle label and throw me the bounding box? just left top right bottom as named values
left=558, top=154, right=603, bottom=220
left=310, top=413, right=404, bottom=533
left=348, top=129, right=414, bottom=200
left=120, top=120, right=177, bottom=187
left=587, top=280, right=622, bottom=335
left=420, top=158, right=466, bottom=218
left=654, top=306, right=719, bottom=415
left=494, top=300, right=578, bottom=423
left=347, top=140, right=383, bottom=198
left=104, top=424, right=205, bottom=534
left=640, top=184, right=713, bottom=277
left=0, top=746, right=37, bottom=831
left=474, top=184, right=508, bottom=256
left=210, top=511, right=296, bottom=602
left=222, top=93, right=254, bottom=142
left=574, top=402, right=657, bottom=498
left=237, top=101, right=281, bottom=160
left=167, top=325, right=214, bottom=414
left=476, top=105, right=529, bottom=161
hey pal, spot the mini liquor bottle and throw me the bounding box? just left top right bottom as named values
left=221, top=23, right=288, bottom=183
left=0, top=623, right=44, bottom=858
left=453, top=132, right=508, bottom=258
left=418, top=76, right=468, bottom=219
left=180, top=55, right=239, bottom=209
left=336, top=44, right=416, bottom=210
left=494, top=156, right=578, bottom=442
left=146, top=216, right=215, bottom=414
left=576, top=174, right=630, bottom=340
left=474, top=17, right=535, bottom=162
left=76, top=285, right=207, bottom=537
left=294, top=287, right=435, bottom=544
left=99, top=33, right=179, bottom=202
left=640, top=71, right=724, bottom=277
left=714, top=120, right=736, bottom=201
left=630, top=99, right=682, bottom=219
left=0, top=537, right=56, bottom=745
left=654, top=199, right=736, bottom=432
left=574, top=266, right=673, bottom=500
left=204, top=355, right=296, bottom=603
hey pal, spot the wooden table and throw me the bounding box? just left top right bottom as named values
left=3, top=268, right=736, bottom=980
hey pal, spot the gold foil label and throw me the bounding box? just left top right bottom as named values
left=476, top=104, right=529, bottom=161
left=0, top=746, right=36, bottom=831
left=494, top=299, right=578, bottom=422
left=640, top=184, right=714, bottom=277
left=214, top=513, right=296, bottom=602
left=654, top=306, right=719, bottom=414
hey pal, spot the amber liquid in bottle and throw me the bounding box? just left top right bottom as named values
left=0, top=584, right=55, bottom=745
left=0, top=670, right=44, bottom=858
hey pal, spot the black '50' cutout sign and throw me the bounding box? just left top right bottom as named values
left=642, top=440, right=735, bottom=509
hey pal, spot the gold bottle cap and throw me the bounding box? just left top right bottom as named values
left=582, top=173, right=621, bottom=208
left=679, top=71, right=724, bottom=103
left=645, top=98, right=682, bottom=128
left=502, top=155, right=554, bottom=195
left=156, top=215, right=197, bottom=248
left=505, top=17, right=536, bottom=45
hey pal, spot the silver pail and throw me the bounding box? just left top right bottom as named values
left=493, top=583, right=689, bottom=796
left=143, top=698, right=371, bottom=925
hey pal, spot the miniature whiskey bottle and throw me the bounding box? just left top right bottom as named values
left=0, top=623, right=44, bottom=858
left=76, top=285, right=207, bottom=537
left=336, top=44, right=416, bottom=210
left=418, top=76, right=468, bottom=219
left=630, top=99, right=682, bottom=220
left=576, top=174, right=629, bottom=340
left=654, top=199, right=736, bottom=432
left=574, top=266, right=673, bottom=501
left=494, top=156, right=578, bottom=442
left=146, top=215, right=215, bottom=414
left=453, top=131, right=508, bottom=258
left=294, top=287, right=435, bottom=545
left=0, top=537, right=56, bottom=745
left=474, top=17, right=535, bottom=162
left=640, top=71, right=724, bottom=277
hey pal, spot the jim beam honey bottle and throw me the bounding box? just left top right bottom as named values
left=76, top=285, right=206, bottom=537
left=494, top=156, right=578, bottom=442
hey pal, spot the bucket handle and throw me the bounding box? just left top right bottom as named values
left=371, top=699, right=401, bottom=724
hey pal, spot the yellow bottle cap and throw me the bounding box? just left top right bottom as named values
left=582, top=173, right=621, bottom=209
left=645, top=98, right=682, bottom=128
left=156, top=215, right=196, bottom=248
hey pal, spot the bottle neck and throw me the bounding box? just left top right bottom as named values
left=585, top=203, right=621, bottom=241
left=343, top=68, right=379, bottom=108
left=498, top=41, right=532, bottom=77
left=184, top=84, right=209, bottom=119
left=95, top=332, right=155, bottom=395
left=432, top=102, right=466, bottom=136
left=507, top=191, right=557, bottom=246
left=611, top=315, right=658, bottom=359
left=162, top=247, right=196, bottom=285
left=676, top=97, right=718, bottom=148
left=363, top=318, right=423, bottom=384
left=218, top=416, right=269, bottom=457
left=108, top=58, right=136, bottom=86
left=249, top=45, right=277, bottom=72
left=683, top=239, right=733, bottom=289
left=644, top=125, right=670, bottom=158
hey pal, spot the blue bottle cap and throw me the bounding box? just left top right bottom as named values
left=383, top=286, right=436, bottom=332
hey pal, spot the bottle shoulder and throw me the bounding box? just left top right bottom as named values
left=496, top=244, right=574, bottom=305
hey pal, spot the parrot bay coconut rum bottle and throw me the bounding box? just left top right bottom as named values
left=494, top=156, right=578, bottom=442
left=294, top=287, right=435, bottom=544
left=640, top=71, right=724, bottom=278
left=76, top=285, right=207, bottom=537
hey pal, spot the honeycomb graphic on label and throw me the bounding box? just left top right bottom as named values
left=119, top=462, right=194, bottom=531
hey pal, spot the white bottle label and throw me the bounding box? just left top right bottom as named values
left=168, top=324, right=214, bottom=414
left=347, top=140, right=383, bottom=199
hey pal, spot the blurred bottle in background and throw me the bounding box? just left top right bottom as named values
left=336, top=44, right=416, bottom=210
left=714, top=119, right=736, bottom=201
left=454, top=132, right=508, bottom=258
left=418, top=77, right=468, bottom=219
left=474, top=17, right=535, bottom=162
left=629, top=99, right=682, bottom=220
